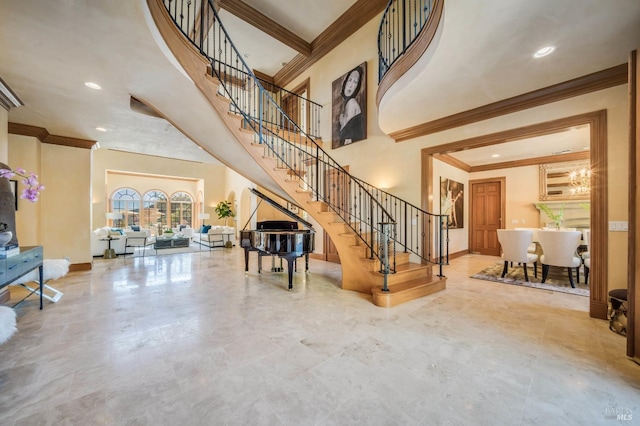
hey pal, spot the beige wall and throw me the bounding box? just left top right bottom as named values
left=8, top=134, right=91, bottom=263
left=41, top=144, right=91, bottom=261
left=8, top=135, right=41, bottom=247
left=284, top=15, right=629, bottom=290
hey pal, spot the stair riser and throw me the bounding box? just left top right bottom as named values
left=372, top=279, right=446, bottom=307
left=385, top=267, right=432, bottom=284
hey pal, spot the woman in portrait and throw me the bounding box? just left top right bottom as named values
left=338, top=65, right=365, bottom=145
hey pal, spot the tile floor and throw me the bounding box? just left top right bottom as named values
left=0, top=250, right=638, bottom=425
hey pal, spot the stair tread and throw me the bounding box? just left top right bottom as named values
left=394, top=262, right=430, bottom=273
left=373, top=275, right=444, bottom=293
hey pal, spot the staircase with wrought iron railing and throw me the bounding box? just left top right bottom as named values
left=153, top=0, right=447, bottom=304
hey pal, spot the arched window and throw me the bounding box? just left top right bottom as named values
left=111, top=188, right=141, bottom=228
left=142, top=190, right=168, bottom=228
left=170, top=191, right=193, bottom=228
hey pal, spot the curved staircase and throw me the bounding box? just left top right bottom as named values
left=147, top=0, right=447, bottom=306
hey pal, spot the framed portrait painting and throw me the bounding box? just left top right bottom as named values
left=440, top=178, right=464, bottom=229
left=331, top=62, right=367, bottom=149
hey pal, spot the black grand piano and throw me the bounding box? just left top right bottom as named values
left=240, top=189, right=315, bottom=290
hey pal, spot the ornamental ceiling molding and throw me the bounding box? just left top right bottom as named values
left=391, top=64, right=628, bottom=142
left=8, top=123, right=96, bottom=150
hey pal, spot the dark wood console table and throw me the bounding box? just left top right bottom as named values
left=0, top=246, right=44, bottom=309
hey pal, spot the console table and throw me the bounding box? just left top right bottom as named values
left=0, top=246, right=44, bottom=309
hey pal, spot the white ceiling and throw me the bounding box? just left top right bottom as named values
left=378, top=0, right=640, bottom=133
left=1, top=0, right=639, bottom=172
left=450, top=125, right=590, bottom=167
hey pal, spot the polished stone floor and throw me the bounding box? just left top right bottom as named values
left=1, top=249, right=638, bottom=425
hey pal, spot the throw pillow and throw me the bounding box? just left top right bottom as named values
left=200, top=225, right=211, bottom=234
left=131, top=225, right=140, bottom=232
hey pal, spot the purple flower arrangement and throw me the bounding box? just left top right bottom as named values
left=0, top=167, right=45, bottom=202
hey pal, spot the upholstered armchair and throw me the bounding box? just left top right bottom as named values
left=124, top=231, right=156, bottom=258
left=537, top=230, right=582, bottom=288
left=496, top=229, right=538, bottom=282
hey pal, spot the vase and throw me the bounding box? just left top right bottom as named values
left=0, top=231, right=12, bottom=247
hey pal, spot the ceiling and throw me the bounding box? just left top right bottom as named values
left=1, top=0, right=639, bottom=172
left=449, top=125, right=590, bottom=167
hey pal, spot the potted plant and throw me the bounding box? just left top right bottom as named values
left=536, top=203, right=564, bottom=229
left=215, top=201, right=235, bottom=247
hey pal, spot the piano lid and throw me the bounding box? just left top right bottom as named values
left=244, top=188, right=315, bottom=230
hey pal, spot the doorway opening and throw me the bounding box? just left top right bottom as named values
left=421, top=110, right=608, bottom=319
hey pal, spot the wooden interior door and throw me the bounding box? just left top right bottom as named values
left=282, top=94, right=299, bottom=127
left=324, top=233, right=340, bottom=263
left=324, top=166, right=349, bottom=263
left=470, top=179, right=504, bottom=256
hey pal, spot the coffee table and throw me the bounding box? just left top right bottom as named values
left=154, top=236, right=190, bottom=250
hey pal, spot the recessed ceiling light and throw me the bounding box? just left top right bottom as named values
left=96, top=127, right=107, bottom=132
left=243, top=53, right=249, bottom=58
left=533, top=46, right=555, bottom=58
left=491, top=154, right=500, bottom=158
left=84, top=82, right=102, bottom=90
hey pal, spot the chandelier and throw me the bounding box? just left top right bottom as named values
left=568, top=167, right=591, bottom=195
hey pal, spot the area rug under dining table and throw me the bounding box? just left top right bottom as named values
left=470, top=261, right=590, bottom=296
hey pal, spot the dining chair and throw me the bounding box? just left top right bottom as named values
left=496, top=229, right=538, bottom=282
left=584, top=257, right=591, bottom=286
left=515, top=227, right=542, bottom=274
left=537, top=230, right=582, bottom=288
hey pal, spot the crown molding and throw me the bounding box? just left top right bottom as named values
left=217, top=0, right=311, bottom=56
left=8, top=123, right=96, bottom=149
left=272, top=0, right=389, bottom=87
left=391, top=64, right=628, bottom=142
left=0, top=77, right=24, bottom=111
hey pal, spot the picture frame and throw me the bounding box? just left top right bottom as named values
left=331, top=62, right=367, bottom=149
left=287, top=202, right=299, bottom=214
left=10, top=180, right=17, bottom=211
left=440, top=177, right=464, bottom=229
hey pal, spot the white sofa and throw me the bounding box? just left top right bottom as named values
left=193, top=226, right=235, bottom=248
left=172, top=226, right=194, bottom=239
left=91, top=226, right=151, bottom=257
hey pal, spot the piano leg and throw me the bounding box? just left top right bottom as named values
left=244, top=248, right=250, bottom=273
left=305, top=253, right=309, bottom=272
left=285, top=256, right=296, bottom=291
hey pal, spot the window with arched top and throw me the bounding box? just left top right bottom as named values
left=142, top=190, right=168, bottom=228
left=170, top=191, right=193, bottom=228
left=111, top=188, right=141, bottom=228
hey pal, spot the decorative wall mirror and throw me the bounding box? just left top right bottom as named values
left=539, top=160, right=590, bottom=201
